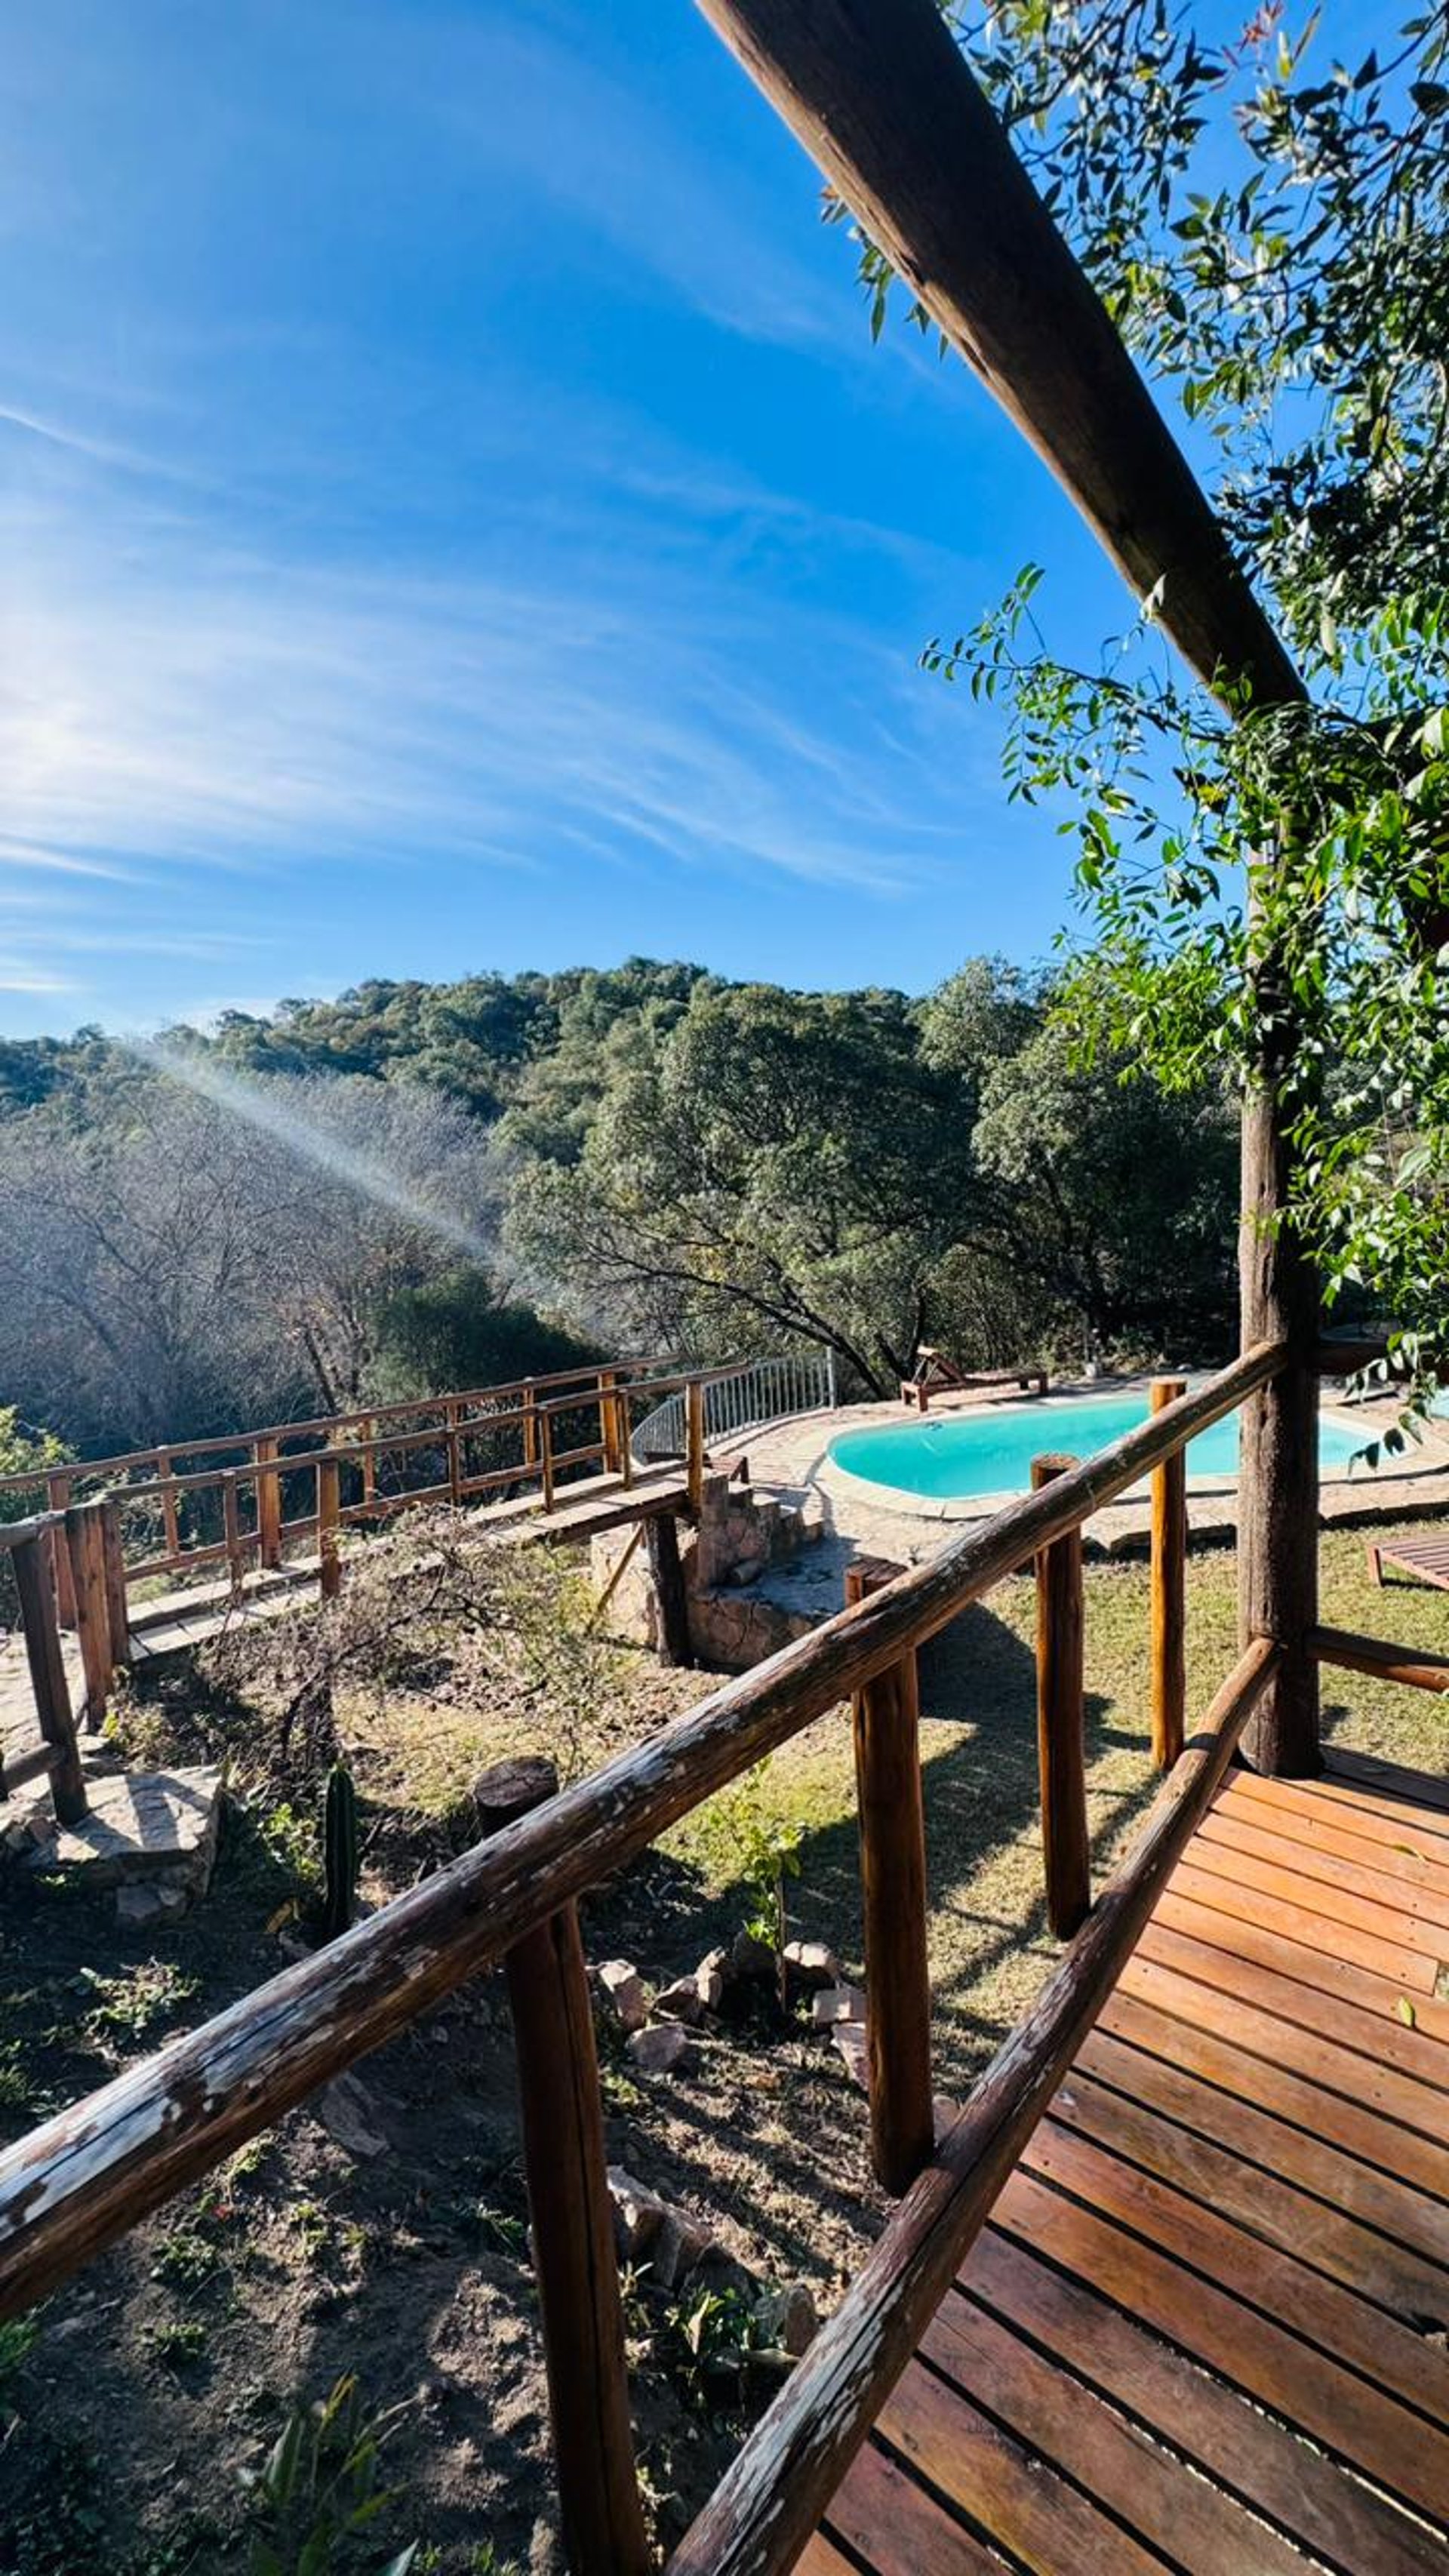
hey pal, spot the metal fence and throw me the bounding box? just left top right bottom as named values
left=631, top=1350, right=838, bottom=1463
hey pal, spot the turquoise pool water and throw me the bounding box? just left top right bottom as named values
left=829, top=1392, right=1373, bottom=1503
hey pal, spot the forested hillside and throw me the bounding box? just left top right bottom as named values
left=0, top=956, right=1237, bottom=1462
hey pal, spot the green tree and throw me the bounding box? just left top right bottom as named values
left=510, top=980, right=980, bottom=1391
left=853, top=5, right=1449, bottom=1371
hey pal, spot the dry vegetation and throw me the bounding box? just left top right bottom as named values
left=2, top=1518, right=1444, bottom=2571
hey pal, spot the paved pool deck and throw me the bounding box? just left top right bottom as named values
left=712, top=1374, right=1449, bottom=1590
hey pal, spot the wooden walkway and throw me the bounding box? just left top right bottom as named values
left=2, top=1463, right=689, bottom=1697
left=808, top=1747, right=1449, bottom=2576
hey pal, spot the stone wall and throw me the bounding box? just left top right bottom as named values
left=590, top=1470, right=828, bottom=1672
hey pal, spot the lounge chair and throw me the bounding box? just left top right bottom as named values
left=900, top=1347, right=1048, bottom=1413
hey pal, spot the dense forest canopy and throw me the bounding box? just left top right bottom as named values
left=0, top=957, right=1238, bottom=1460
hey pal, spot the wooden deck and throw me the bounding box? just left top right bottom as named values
left=809, top=1747, right=1449, bottom=2576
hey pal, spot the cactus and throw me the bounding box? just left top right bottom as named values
left=320, top=1762, right=358, bottom=1942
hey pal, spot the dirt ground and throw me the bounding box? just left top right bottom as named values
left=2, top=1521, right=1445, bottom=2573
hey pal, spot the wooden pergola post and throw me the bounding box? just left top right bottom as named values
left=1238, top=1014, right=1321, bottom=1775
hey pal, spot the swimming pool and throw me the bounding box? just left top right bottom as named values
left=828, top=1390, right=1374, bottom=1503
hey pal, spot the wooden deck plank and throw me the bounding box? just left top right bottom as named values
left=919, top=2291, right=1312, bottom=2576
left=992, top=2166, right=1449, bottom=2525
left=1103, top=1983, right=1449, bottom=2208
left=1057, top=2054, right=1449, bottom=2322
left=813, top=1756, right=1449, bottom=2576
left=1226, top=1766, right=1449, bottom=1864
left=794, top=2540, right=859, bottom=2576
left=1167, top=1851, right=1439, bottom=1987
left=1217, top=1776, right=1449, bottom=1897
left=1143, top=1899, right=1449, bottom=2065
left=1076, top=2023, right=1449, bottom=2283
left=1179, top=1830, right=1449, bottom=1962
left=822, top=2435, right=1006, bottom=2574
left=1022, top=2119, right=1449, bottom=2440
left=1326, top=1743, right=1449, bottom=1814
left=1115, top=1953, right=1449, bottom=2153
left=1137, top=1916, right=1449, bottom=2091
left=964, top=2230, right=1445, bottom=2576
left=1198, top=1803, right=1449, bottom=1931
left=875, top=2359, right=1168, bottom=2575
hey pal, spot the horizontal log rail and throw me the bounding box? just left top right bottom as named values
left=1310, top=1624, right=1449, bottom=1692
left=665, top=1636, right=1281, bottom=2576
left=0, top=1340, right=1281, bottom=2316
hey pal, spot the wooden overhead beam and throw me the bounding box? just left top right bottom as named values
left=691, top=0, right=1305, bottom=716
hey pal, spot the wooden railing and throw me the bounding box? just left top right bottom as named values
left=0, top=1346, right=1297, bottom=2571
left=0, top=1357, right=756, bottom=1630
left=0, top=1495, right=126, bottom=1818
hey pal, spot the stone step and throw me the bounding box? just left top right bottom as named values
left=23, top=1765, right=225, bottom=1916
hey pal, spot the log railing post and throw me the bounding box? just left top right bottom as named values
left=539, top=1406, right=556, bottom=1513
left=46, top=1472, right=77, bottom=1628
left=221, top=1471, right=245, bottom=1599
left=614, top=1387, right=634, bottom=1490
left=255, top=1437, right=282, bottom=1569
left=1031, top=1454, right=1089, bottom=1938
left=317, top=1458, right=341, bottom=1601
left=645, top=1513, right=692, bottom=1665
left=1149, top=1377, right=1187, bottom=1770
left=156, top=1448, right=181, bottom=1570
left=686, top=1379, right=706, bottom=1514
left=13, top=1534, right=86, bottom=1826
left=446, top=1401, right=463, bottom=1506
left=599, top=1369, right=620, bottom=1475
left=64, top=1502, right=113, bottom=1732
left=523, top=1385, right=539, bottom=1473
left=360, top=1420, right=377, bottom=1511
left=844, top=1563, right=933, bottom=2194
left=474, top=1756, right=651, bottom=2576
left=98, top=1495, right=130, bottom=1671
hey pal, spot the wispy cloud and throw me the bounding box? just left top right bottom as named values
left=0, top=488, right=971, bottom=913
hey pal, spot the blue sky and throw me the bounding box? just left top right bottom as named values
left=2, top=0, right=1148, bottom=1036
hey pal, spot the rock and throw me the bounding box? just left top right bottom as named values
left=115, top=1882, right=189, bottom=1928
left=316, top=2074, right=389, bottom=2160
left=783, top=1939, right=840, bottom=1992
left=30, top=1766, right=223, bottom=1894
left=694, top=1947, right=729, bottom=2011
left=627, top=2022, right=691, bottom=2075
left=753, top=2280, right=819, bottom=2356
left=832, top=2022, right=869, bottom=2089
left=728, top=1928, right=777, bottom=1981
left=651, top=1977, right=703, bottom=2027
left=595, top=1959, right=648, bottom=2033
left=607, top=2167, right=715, bottom=2287
left=811, top=1984, right=867, bottom=2027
